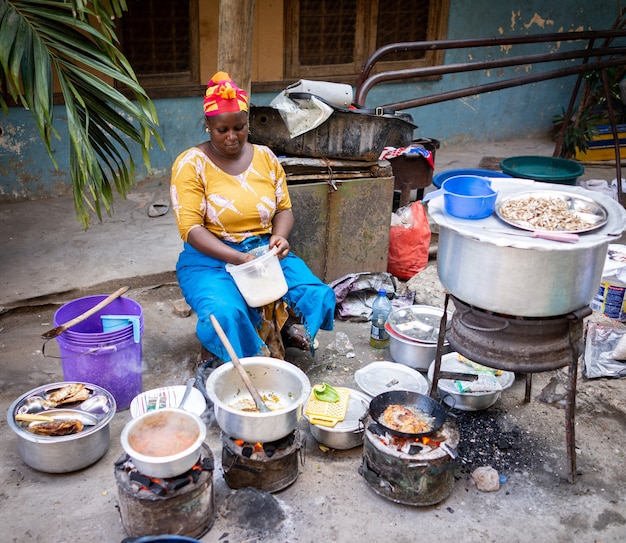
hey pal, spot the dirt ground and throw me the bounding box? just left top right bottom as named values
left=1, top=263, right=626, bottom=543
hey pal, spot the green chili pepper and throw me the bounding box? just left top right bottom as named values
left=313, top=382, right=340, bottom=403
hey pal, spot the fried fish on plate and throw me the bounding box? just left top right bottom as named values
left=29, top=419, right=84, bottom=436
left=47, top=383, right=90, bottom=405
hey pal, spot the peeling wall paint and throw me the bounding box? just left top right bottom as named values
left=0, top=0, right=620, bottom=201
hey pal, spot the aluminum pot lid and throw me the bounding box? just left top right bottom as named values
left=427, top=353, right=515, bottom=395
left=387, top=305, right=450, bottom=343
left=355, top=361, right=429, bottom=398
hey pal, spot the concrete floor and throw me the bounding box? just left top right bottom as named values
left=1, top=137, right=626, bottom=543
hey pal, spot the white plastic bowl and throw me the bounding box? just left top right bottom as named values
left=130, top=385, right=206, bottom=418
left=226, top=246, right=288, bottom=307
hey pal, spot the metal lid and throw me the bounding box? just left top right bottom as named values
left=355, top=361, right=429, bottom=398
left=387, top=305, right=449, bottom=343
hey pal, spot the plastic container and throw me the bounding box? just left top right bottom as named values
left=499, top=156, right=584, bottom=185
left=589, top=245, right=626, bottom=321
left=101, top=315, right=141, bottom=343
left=590, top=280, right=626, bottom=321
left=53, top=296, right=144, bottom=410
left=370, top=289, right=392, bottom=348
left=226, top=246, right=288, bottom=307
left=432, top=168, right=511, bottom=188
left=423, top=175, right=497, bottom=219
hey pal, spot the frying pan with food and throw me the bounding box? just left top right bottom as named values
left=369, top=390, right=453, bottom=439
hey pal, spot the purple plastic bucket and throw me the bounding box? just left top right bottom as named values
left=54, top=296, right=143, bottom=338
left=53, top=296, right=144, bottom=410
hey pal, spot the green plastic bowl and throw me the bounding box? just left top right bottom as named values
left=499, top=156, right=584, bottom=185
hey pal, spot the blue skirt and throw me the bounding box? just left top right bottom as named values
left=176, top=235, right=335, bottom=361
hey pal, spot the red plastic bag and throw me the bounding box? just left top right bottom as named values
left=387, top=201, right=431, bottom=280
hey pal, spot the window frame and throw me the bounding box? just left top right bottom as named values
left=284, top=0, right=449, bottom=84
left=116, top=0, right=203, bottom=99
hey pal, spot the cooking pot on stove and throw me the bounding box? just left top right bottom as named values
left=369, top=390, right=453, bottom=438
left=437, top=224, right=609, bottom=316
left=429, top=178, right=626, bottom=317
left=205, top=357, right=311, bottom=443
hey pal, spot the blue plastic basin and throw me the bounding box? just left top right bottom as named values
left=432, top=168, right=511, bottom=188
left=440, top=175, right=497, bottom=219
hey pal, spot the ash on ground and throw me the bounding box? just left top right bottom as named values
left=454, top=408, right=548, bottom=476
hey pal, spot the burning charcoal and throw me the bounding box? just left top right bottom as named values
left=368, top=422, right=385, bottom=436
left=408, top=443, right=424, bottom=455
left=242, top=445, right=254, bottom=458
left=201, top=455, right=214, bottom=471
left=167, top=477, right=191, bottom=491
left=263, top=444, right=276, bottom=458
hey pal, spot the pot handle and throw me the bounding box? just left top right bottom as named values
left=458, top=308, right=510, bottom=332
left=422, top=187, right=445, bottom=203
left=439, top=393, right=457, bottom=416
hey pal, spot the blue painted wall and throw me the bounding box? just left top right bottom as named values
left=0, top=0, right=621, bottom=201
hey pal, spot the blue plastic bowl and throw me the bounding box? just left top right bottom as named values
left=432, top=168, right=511, bottom=188
left=441, top=175, right=497, bottom=219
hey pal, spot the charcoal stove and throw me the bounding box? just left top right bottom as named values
left=114, top=443, right=215, bottom=539
left=360, top=419, right=459, bottom=506
left=430, top=293, right=592, bottom=483
left=221, top=428, right=305, bottom=492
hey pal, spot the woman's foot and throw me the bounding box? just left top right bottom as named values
left=197, top=346, right=222, bottom=369
left=281, top=320, right=311, bottom=351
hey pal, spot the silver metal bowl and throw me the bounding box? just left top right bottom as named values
left=305, top=388, right=370, bottom=450
left=427, top=353, right=515, bottom=412
left=7, top=381, right=116, bottom=473
left=205, top=356, right=311, bottom=443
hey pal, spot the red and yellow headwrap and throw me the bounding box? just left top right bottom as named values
left=203, top=72, right=249, bottom=117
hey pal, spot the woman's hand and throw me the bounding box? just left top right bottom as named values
left=269, top=235, right=290, bottom=259
left=270, top=209, right=294, bottom=259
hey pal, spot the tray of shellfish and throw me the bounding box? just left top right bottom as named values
left=495, top=190, right=608, bottom=234
left=11, top=381, right=116, bottom=436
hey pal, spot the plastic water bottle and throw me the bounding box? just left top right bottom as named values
left=370, top=289, right=392, bottom=348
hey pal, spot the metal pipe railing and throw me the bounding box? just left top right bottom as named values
left=354, top=29, right=626, bottom=205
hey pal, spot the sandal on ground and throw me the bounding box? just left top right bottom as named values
left=148, top=199, right=170, bottom=217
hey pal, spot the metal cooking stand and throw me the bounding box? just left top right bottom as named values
left=429, top=292, right=586, bottom=484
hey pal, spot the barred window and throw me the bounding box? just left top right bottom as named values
left=285, top=0, right=449, bottom=81
left=117, top=0, right=200, bottom=96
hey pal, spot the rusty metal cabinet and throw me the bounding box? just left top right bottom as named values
left=285, top=160, right=394, bottom=283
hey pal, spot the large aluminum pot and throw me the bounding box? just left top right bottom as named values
left=7, top=381, right=116, bottom=473
left=437, top=225, right=609, bottom=316
left=120, top=407, right=206, bottom=478
left=205, top=357, right=311, bottom=443
left=429, top=179, right=626, bottom=317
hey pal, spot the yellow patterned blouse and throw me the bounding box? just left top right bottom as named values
left=170, top=144, right=291, bottom=243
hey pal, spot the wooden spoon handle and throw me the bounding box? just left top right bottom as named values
left=15, top=414, right=55, bottom=422
left=41, top=286, right=130, bottom=339
left=210, top=314, right=271, bottom=413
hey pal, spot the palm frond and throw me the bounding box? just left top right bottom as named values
left=0, top=0, right=163, bottom=229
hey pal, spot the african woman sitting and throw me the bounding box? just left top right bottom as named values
left=170, top=72, right=336, bottom=364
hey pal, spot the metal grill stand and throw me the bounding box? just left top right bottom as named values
left=430, top=292, right=590, bottom=483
